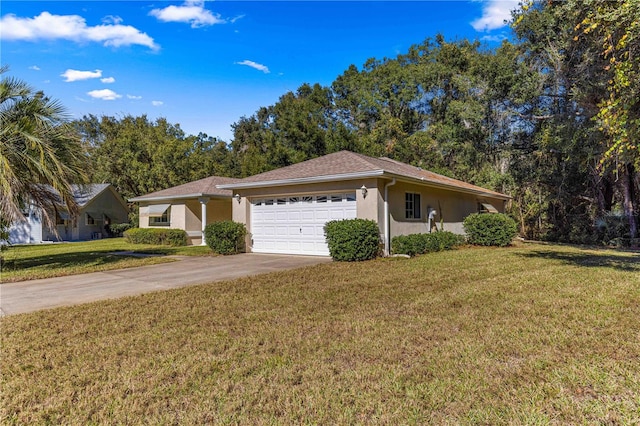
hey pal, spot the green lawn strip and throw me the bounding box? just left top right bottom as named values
left=1, top=243, right=639, bottom=424
left=0, top=238, right=214, bottom=283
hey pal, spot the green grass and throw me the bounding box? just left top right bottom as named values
left=0, top=238, right=214, bottom=283
left=2, top=243, right=640, bottom=424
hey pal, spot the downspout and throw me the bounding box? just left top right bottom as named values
left=384, top=178, right=396, bottom=256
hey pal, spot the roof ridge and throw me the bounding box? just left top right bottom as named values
left=342, top=150, right=386, bottom=171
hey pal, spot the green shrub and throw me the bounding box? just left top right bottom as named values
left=107, top=223, right=132, bottom=237
left=123, top=228, right=187, bottom=246
left=204, top=221, right=247, bottom=255
left=391, top=231, right=465, bottom=257
left=324, top=219, right=380, bottom=261
left=463, top=213, right=517, bottom=247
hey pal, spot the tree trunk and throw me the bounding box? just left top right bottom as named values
left=621, top=163, right=638, bottom=242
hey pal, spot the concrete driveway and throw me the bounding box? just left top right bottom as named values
left=0, top=254, right=331, bottom=316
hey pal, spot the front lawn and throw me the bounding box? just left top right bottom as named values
left=0, top=238, right=214, bottom=283
left=2, top=243, right=639, bottom=424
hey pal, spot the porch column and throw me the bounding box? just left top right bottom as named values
left=199, top=197, right=210, bottom=246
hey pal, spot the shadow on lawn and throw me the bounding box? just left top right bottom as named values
left=517, top=249, right=640, bottom=272
left=2, top=250, right=164, bottom=271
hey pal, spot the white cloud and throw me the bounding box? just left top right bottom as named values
left=87, top=89, right=121, bottom=100
left=151, top=100, right=164, bottom=106
left=471, top=0, right=520, bottom=32
left=150, top=1, right=225, bottom=28
left=235, top=60, right=270, bottom=74
left=480, top=33, right=508, bottom=43
left=102, top=15, right=123, bottom=25
left=0, top=12, right=159, bottom=50
left=101, top=77, right=115, bottom=83
left=29, top=65, right=40, bottom=71
left=61, top=69, right=102, bottom=82
left=229, top=15, right=245, bottom=24
left=127, top=94, right=142, bottom=100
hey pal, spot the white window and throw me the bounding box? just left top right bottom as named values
left=405, top=193, right=421, bottom=219
left=149, top=207, right=170, bottom=226
left=85, top=213, right=95, bottom=226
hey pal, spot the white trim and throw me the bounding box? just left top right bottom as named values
left=129, top=193, right=231, bottom=202
left=217, top=170, right=510, bottom=200
left=217, top=170, right=385, bottom=190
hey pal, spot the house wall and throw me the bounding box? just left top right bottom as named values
left=232, top=179, right=381, bottom=250
left=7, top=207, right=43, bottom=244
left=140, top=198, right=232, bottom=245
left=75, top=189, right=129, bottom=241
left=230, top=178, right=507, bottom=253
left=387, top=180, right=505, bottom=236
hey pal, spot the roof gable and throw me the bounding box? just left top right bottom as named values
left=72, top=184, right=111, bottom=207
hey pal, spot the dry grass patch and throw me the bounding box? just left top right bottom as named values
left=1, top=238, right=214, bottom=283
left=2, top=243, right=639, bottom=424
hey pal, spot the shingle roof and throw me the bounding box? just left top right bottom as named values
left=219, top=151, right=509, bottom=199
left=129, top=176, right=242, bottom=202
left=72, top=184, right=111, bottom=207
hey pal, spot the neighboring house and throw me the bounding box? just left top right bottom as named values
left=8, top=184, right=129, bottom=244
left=129, top=176, right=242, bottom=246
left=218, top=151, right=510, bottom=256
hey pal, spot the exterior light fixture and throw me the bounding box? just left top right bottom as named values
left=360, top=185, right=368, bottom=198
left=234, top=193, right=241, bottom=203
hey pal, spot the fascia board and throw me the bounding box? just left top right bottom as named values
left=129, top=193, right=231, bottom=203
left=386, top=173, right=511, bottom=200
left=216, top=170, right=386, bottom=190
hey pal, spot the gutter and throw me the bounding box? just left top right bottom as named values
left=216, top=171, right=509, bottom=200
left=128, top=193, right=232, bottom=203
left=216, top=170, right=386, bottom=190
left=384, top=178, right=396, bottom=256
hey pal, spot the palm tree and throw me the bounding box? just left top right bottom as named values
left=0, top=66, right=88, bottom=229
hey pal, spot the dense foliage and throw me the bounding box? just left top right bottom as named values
left=123, top=228, right=187, bottom=247
left=204, top=221, right=247, bottom=255
left=391, top=231, right=465, bottom=257
left=324, top=219, right=380, bottom=261
left=463, top=213, right=518, bottom=247
left=4, top=1, right=635, bottom=247
left=107, top=223, right=133, bottom=237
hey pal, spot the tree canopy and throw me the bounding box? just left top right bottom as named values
left=1, top=67, right=88, bottom=229
left=8, top=0, right=636, bottom=245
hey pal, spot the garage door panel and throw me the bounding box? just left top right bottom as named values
left=314, top=209, right=329, bottom=221
left=251, top=192, right=356, bottom=256
left=288, top=211, right=301, bottom=221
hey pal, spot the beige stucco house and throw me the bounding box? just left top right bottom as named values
left=129, top=176, right=242, bottom=246
left=218, top=151, right=510, bottom=256
left=130, top=151, right=509, bottom=254
left=8, top=184, right=129, bottom=244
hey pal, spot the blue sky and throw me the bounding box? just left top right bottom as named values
left=1, top=1, right=520, bottom=142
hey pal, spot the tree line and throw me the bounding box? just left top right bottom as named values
left=3, top=1, right=638, bottom=245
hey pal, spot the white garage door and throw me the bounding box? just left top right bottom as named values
left=251, top=193, right=357, bottom=256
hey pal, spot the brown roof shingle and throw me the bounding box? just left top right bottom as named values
left=219, top=151, right=510, bottom=199
left=129, top=176, right=242, bottom=202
